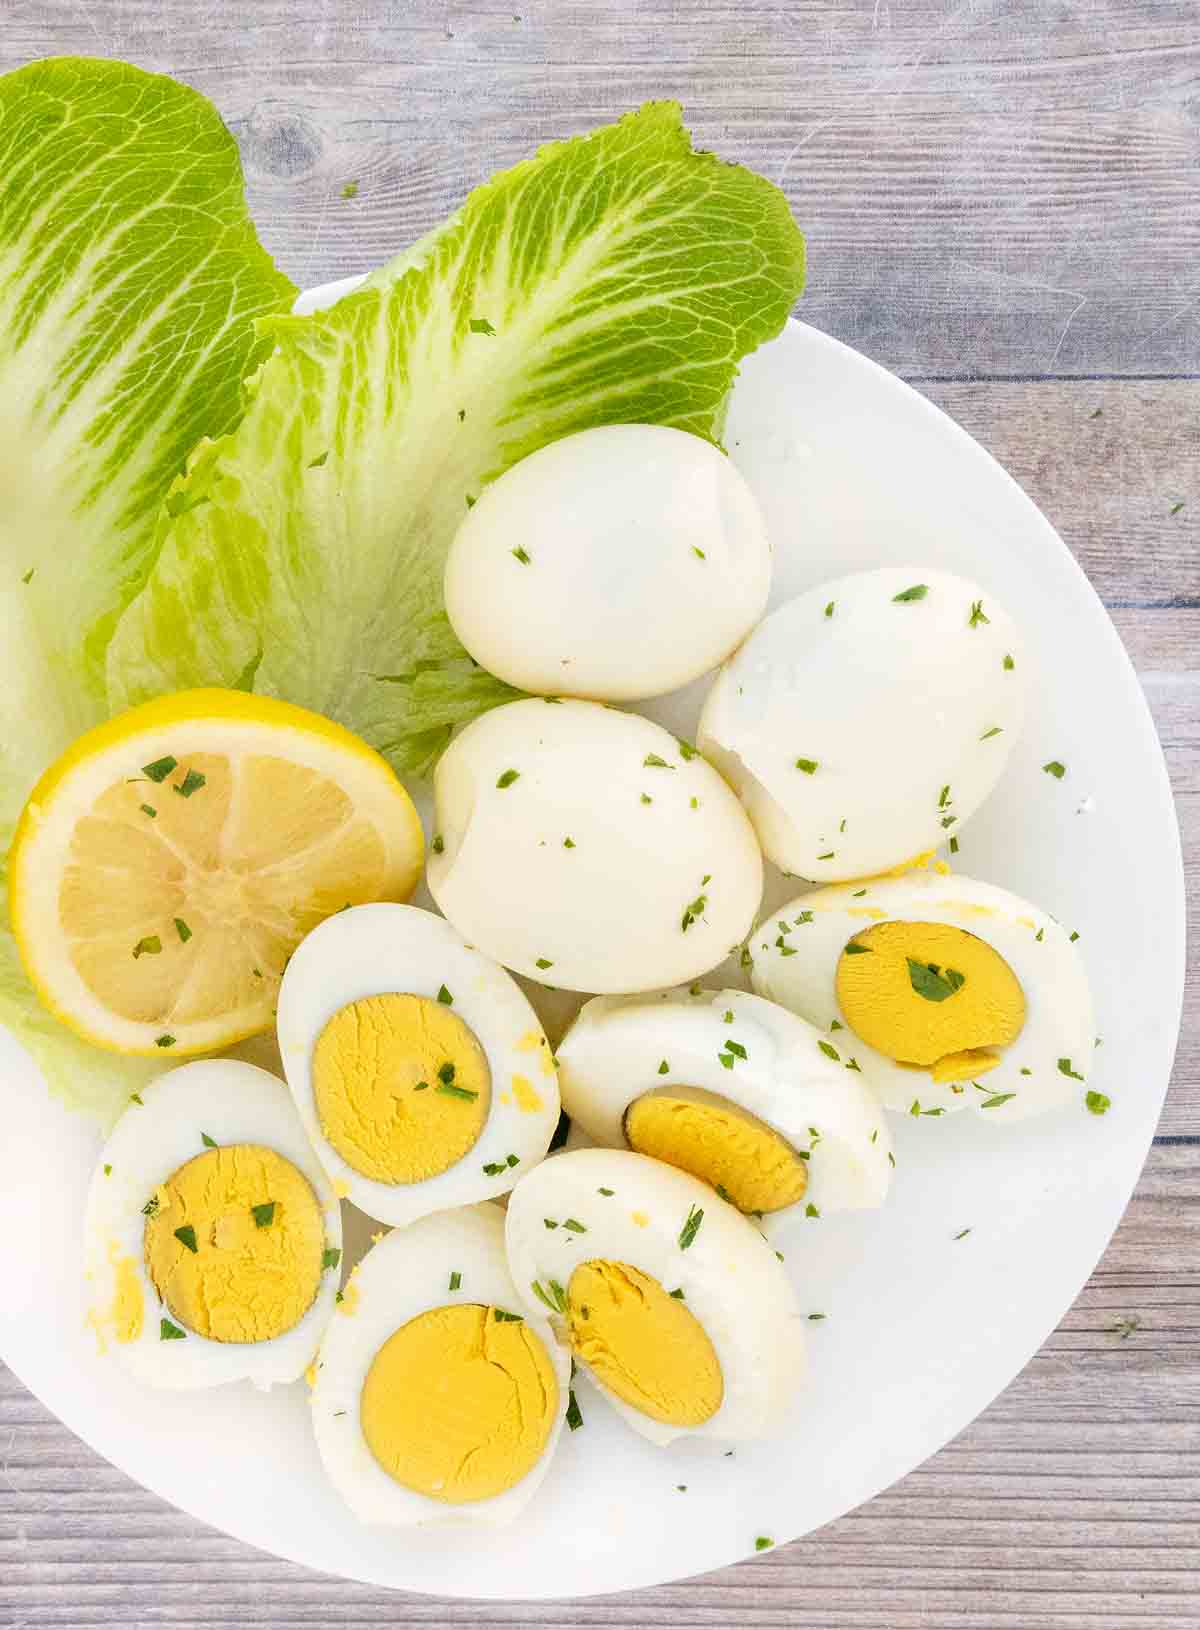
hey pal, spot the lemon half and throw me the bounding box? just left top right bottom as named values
left=10, top=690, right=423, bottom=1056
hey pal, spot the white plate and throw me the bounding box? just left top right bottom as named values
left=0, top=290, right=1184, bottom=1600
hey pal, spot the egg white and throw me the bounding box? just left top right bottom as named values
left=505, top=1148, right=805, bottom=1446
left=310, top=1203, right=569, bottom=1527
left=752, top=871, right=1096, bottom=1120
left=444, top=424, right=772, bottom=702
left=277, top=903, right=560, bottom=1226
left=698, top=566, right=1029, bottom=882
left=427, top=698, right=763, bottom=994
left=83, top=1060, right=342, bottom=1390
left=558, top=986, right=893, bottom=1219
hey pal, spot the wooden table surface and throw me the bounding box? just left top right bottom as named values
left=2, top=3, right=1197, bottom=1626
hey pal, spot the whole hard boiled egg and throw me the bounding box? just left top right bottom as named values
left=444, top=425, right=772, bottom=701
left=558, top=986, right=892, bottom=1218
left=698, top=567, right=1028, bottom=882
left=83, top=1060, right=342, bottom=1389
left=427, top=698, right=763, bottom=993
left=752, top=870, right=1096, bottom=1120
left=506, top=1148, right=805, bottom=1445
left=311, top=1203, right=569, bottom=1526
left=277, top=904, right=560, bottom=1225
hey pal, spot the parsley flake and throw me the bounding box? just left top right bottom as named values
left=1043, top=760, right=1067, bottom=779
left=512, top=546, right=531, bottom=564
left=496, top=769, right=520, bottom=789
left=139, top=803, right=157, bottom=818
left=818, top=1040, right=840, bottom=1061
left=174, top=769, right=206, bottom=798
left=893, top=583, right=928, bottom=602
left=160, top=1318, right=186, bottom=1341
left=980, top=726, right=1003, bottom=741
left=469, top=317, right=497, bottom=336
left=678, top=1205, right=704, bottom=1250
left=322, top=1248, right=341, bottom=1272
left=201, top=1132, right=217, bottom=1148
left=174, top=918, right=192, bottom=943
left=1003, top=653, right=1015, bottom=671
left=1058, top=1057, right=1085, bottom=1081
left=907, top=959, right=965, bottom=1002
left=174, top=1225, right=198, bottom=1254
left=154, top=1035, right=175, bottom=1049
left=142, top=756, right=177, bottom=783
left=566, top=1390, right=584, bottom=1430
left=643, top=753, right=674, bottom=769
left=1086, top=1089, right=1111, bottom=1115
left=755, top=1536, right=774, bottom=1552
left=795, top=757, right=819, bottom=775
left=132, top=935, right=162, bottom=959
left=251, top=1201, right=276, bottom=1229
left=436, top=1082, right=479, bottom=1101
left=658, top=1059, right=670, bottom=1075
left=968, top=599, right=990, bottom=628
left=437, top=984, right=453, bottom=1005
left=824, top=601, right=835, bottom=618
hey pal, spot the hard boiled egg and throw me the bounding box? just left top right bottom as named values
left=83, top=1060, right=342, bottom=1389
left=506, top=1148, right=805, bottom=1445
left=278, top=904, right=560, bottom=1225
left=698, top=567, right=1028, bottom=881
left=752, top=870, right=1096, bottom=1119
left=444, top=425, right=772, bottom=701
left=427, top=699, right=763, bottom=993
left=558, top=986, right=892, bottom=1218
left=311, top=1204, right=569, bottom=1526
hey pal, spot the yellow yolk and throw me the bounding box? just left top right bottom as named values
left=511, top=1073, right=544, bottom=1113
left=87, top=1241, right=144, bottom=1352
left=836, top=920, right=1025, bottom=1073
left=624, top=1087, right=808, bottom=1214
left=143, top=1144, right=325, bottom=1343
left=313, top=993, right=491, bottom=1184
left=567, top=1260, right=723, bottom=1427
left=360, top=1304, right=558, bottom=1503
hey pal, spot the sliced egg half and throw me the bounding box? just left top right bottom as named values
left=698, top=566, right=1028, bottom=882
left=278, top=904, right=560, bottom=1225
left=506, top=1148, right=805, bottom=1446
left=310, top=1203, right=569, bottom=1526
left=752, top=871, right=1095, bottom=1119
left=558, top=986, right=892, bottom=1219
left=83, top=1060, right=342, bottom=1389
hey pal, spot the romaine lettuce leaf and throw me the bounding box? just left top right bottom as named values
left=108, top=101, right=806, bottom=774
left=0, top=57, right=294, bottom=1120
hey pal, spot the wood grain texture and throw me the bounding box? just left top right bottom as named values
left=1, top=2, right=1197, bottom=1625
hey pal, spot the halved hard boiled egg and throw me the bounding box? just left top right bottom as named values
left=506, top=1148, right=805, bottom=1445
left=277, top=904, right=560, bottom=1226
left=310, top=1203, right=569, bottom=1526
left=698, top=567, right=1028, bottom=882
left=558, top=987, right=892, bottom=1218
left=83, top=1060, right=342, bottom=1389
left=753, top=871, right=1095, bottom=1119
left=427, top=698, right=763, bottom=993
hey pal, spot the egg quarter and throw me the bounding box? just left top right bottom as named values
left=557, top=986, right=893, bottom=1222
left=83, top=1060, right=342, bottom=1390
left=310, top=1203, right=570, bottom=1526
left=752, top=872, right=1095, bottom=1121
left=506, top=1148, right=806, bottom=1446
left=277, top=904, right=561, bottom=1226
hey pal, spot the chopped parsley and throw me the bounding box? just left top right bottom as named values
left=1085, top=1090, right=1111, bottom=1115
left=340, top=179, right=359, bottom=198
left=544, top=1218, right=559, bottom=1229
left=796, top=910, right=814, bottom=925
left=1043, top=760, right=1066, bottom=779
left=1057, top=1057, right=1085, bottom=1081
left=251, top=1201, right=276, bottom=1229
left=843, top=940, right=871, bottom=956
left=795, top=757, right=819, bottom=775
left=817, top=850, right=835, bottom=860
left=824, top=600, right=835, bottom=618
left=755, top=1536, right=774, bottom=1552
left=892, top=583, right=928, bottom=602
left=643, top=753, right=674, bottom=769
left=132, top=935, right=162, bottom=959
left=598, top=1187, right=614, bottom=1197
left=142, top=756, right=177, bottom=783
left=723, top=1039, right=748, bottom=1060
left=322, top=1248, right=341, bottom=1272
left=692, top=545, right=706, bottom=559
left=979, top=1092, right=1016, bottom=1110
left=174, top=1225, right=198, bottom=1254
left=492, top=1307, right=523, bottom=1322
left=968, top=599, right=990, bottom=627
left=678, top=1205, right=704, bottom=1250
left=1003, top=653, right=1015, bottom=671
left=677, top=738, right=700, bottom=760
left=154, top=1035, right=175, bottom=1049
left=1169, top=500, right=1185, bottom=516
left=1070, top=929, right=1081, bottom=943
left=566, top=1390, right=584, bottom=1430
left=436, top=1082, right=479, bottom=1101
left=160, top=1318, right=186, bottom=1341
left=940, top=814, right=957, bottom=829
left=658, top=1059, right=670, bottom=1075
left=669, top=1287, right=685, bottom=1299
left=938, top=784, right=952, bottom=809
left=949, top=835, right=959, bottom=854
left=680, top=891, right=708, bottom=932
left=482, top=1161, right=507, bottom=1176
left=640, top=792, right=653, bottom=805
left=512, top=546, right=531, bottom=565
left=807, top=1312, right=826, bottom=1322
left=906, top=959, right=965, bottom=1002
left=174, top=918, right=192, bottom=943
left=141, top=1196, right=161, bottom=1217
left=139, top=803, right=157, bottom=818
left=174, top=769, right=206, bottom=798
left=438, top=1061, right=456, bottom=1084
left=535, top=957, right=553, bottom=970
left=563, top=1218, right=587, bottom=1233
left=818, top=1040, right=840, bottom=1062
left=805, top=1202, right=820, bottom=1218
left=954, top=1228, right=972, bottom=1241
left=469, top=317, right=497, bottom=335
left=531, top=1278, right=567, bottom=1314
left=431, top=833, right=445, bottom=853
left=103, top=1164, right=112, bottom=1176
left=496, top=768, right=520, bottom=788
left=980, top=726, right=1002, bottom=741
left=563, top=836, right=576, bottom=848
left=506, top=1153, right=520, bottom=1168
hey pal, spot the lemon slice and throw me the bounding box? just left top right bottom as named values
left=10, top=690, right=424, bottom=1057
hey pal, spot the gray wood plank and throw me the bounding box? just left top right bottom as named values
left=6, top=0, right=1200, bottom=376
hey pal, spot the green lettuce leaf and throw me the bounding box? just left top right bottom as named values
left=0, top=57, right=294, bottom=1120
left=108, top=101, right=806, bottom=773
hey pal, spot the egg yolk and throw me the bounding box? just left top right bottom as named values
left=836, top=920, right=1025, bottom=1077
left=360, top=1304, right=558, bottom=1503
left=313, top=994, right=491, bottom=1184
left=623, top=1087, right=808, bottom=1213
left=143, top=1144, right=325, bottom=1343
left=567, top=1260, right=723, bottom=1427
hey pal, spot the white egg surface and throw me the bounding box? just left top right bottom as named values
left=83, top=1060, right=342, bottom=1390
left=310, top=1204, right=569, bottom=1526
left=506, top=1148, right=805, bottom=1446
left=443, top=424, right=772, bottom=702
left=277, top=904, right=560, bottom=1226
left=752, top=870, right=1096, bottom=1120
left=698, top=566, right=1028, bottom=881
left=558, top=986, right=892, bottom=1218
left=427, top=699, right=763, bottom=994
